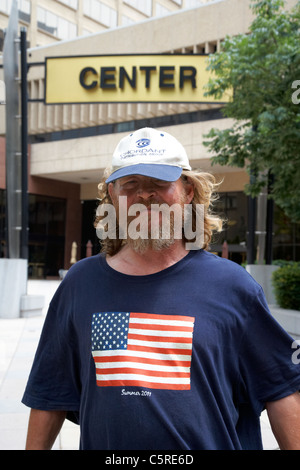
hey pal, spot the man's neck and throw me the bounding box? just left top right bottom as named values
left=106, top=241, right=189, bottom=275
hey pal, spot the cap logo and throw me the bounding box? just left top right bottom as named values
left=136, top=138, right=150, bottom=148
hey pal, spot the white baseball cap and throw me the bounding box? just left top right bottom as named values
left=105, top=127, right=191, bottom=184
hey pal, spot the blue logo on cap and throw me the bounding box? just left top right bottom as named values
left=136, top=138, right=150, bottom=148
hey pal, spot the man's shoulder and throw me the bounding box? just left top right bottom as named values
left=192, top=250, right=258, bottom=287
left=49, top=255, right=104, bottom=308
left=59, top=254, right=103, bottom=286
left=68, top=254, right=102, bottom=274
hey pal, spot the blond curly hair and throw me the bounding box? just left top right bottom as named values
left=94, top=169, right=223, bottom=256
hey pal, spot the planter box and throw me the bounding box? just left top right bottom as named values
left=20, top=294, right=45, bottom=318
left=246, top=264, right=279, bottom=305
left=269, top=306, right=300, bottom=339
left=0, top=259, right=45, bottom=318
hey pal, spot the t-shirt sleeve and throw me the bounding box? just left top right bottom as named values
left=238, top=286, right=300, bottom=415
left=22, top=288, right=81, bottom=416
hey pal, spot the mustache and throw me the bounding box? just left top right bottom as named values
left=137, top=198, right=163, bottom=209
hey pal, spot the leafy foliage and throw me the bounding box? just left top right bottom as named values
left=272, top=262, right=300, bottom=309
left=203, top=0, right=300, bottom=221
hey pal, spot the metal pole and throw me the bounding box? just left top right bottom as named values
left=247, top=194, right=256, bottom=265
left=247, top=166, right=257, bottom=265
left=265, top=172, right=274, bottom=265
left=256, top=187, right=267, bottom=265
left=20, top=28, right=28, bottom=260
left=3, top=0, right=22, bottom=259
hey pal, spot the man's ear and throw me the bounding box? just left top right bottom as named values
left=108, top=182, right=115, bottom=201
left=184, top=179, right=194, bottom=204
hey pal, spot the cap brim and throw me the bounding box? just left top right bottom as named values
left=105, top=164, right=183, bottom=183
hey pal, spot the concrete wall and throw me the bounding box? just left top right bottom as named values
left=29, top=118, right=238, bottom=184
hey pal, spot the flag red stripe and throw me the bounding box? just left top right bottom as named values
left=93, top=355, right=192, bottom=367
left=127, top=344, right=192, bottom=356
left=130, top=312, right=195, bottom=323
left=128, top=333, right=192, bottom=343
left=96, top=367, right=190, bottom=378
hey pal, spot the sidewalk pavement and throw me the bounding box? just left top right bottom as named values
left=0, top=279, right=283, bottom=450
left=0, top=280, right=80, bottom=450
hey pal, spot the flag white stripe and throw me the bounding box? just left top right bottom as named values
left=128, top=328, right=193, bottom=338
left=92, top=350, right=192, bottom=362
left=96, top=373, right=190, bottom=384
left=130, top=318, right=193, bottom=327
left=128, top=338, right=192, bottom=349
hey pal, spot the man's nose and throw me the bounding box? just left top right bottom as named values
left=136, top=184, right=156, bottom=200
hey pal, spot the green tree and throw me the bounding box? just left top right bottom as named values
left=203, top=0, right=300, bottom=222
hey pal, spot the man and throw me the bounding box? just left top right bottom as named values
left=23, top=127, right=300, bottom=450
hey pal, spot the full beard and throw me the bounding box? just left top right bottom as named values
left=127, top=218, right=177, bottom=254
left=120, top=197, right=186, bottom=254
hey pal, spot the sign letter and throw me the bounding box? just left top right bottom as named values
left=79, top=67, right=98, bottom=89
left=119, top=66, right=137, bottom=89
left=180, top=66, right=197, bottom=89
left=100, top=67, right=116, bottom=89
left=159, top=66, right=175, bottom=88
left=140, top=66, right=156, bottom=88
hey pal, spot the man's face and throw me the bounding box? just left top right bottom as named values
left=108, top=174, right=194, bottom=252
left=110, top=174, right=190, bottom=205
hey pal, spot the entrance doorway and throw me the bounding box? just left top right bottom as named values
left=28, top=194, right=66, bottom=278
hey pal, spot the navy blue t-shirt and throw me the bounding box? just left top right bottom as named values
left=22, top=250, right=300, bottom=450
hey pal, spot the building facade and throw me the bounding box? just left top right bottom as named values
left=0, top=0, right=299, bottom=278
left=0, top=0, right=215, bottom=50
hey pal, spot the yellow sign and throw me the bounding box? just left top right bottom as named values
left=45, top=54, right=230, bottom=104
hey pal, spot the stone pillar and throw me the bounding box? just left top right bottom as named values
left=0, top=259, right=27, bottom=318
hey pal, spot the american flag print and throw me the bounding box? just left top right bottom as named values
left=91, top=312, right=195, bottom=390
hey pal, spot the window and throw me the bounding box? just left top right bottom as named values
left=1, top=0, right=31, bottom=23
left=83, top=0, right=117, bottom=27
left=185, top=0, right=205, bottom=7
left=212, top=191, right=248, bottom=264
left=19, top=0, right=30, bottom=22
left=0, top=0, right=13, bottom=15
left=213, top=192, right=300, bottom=263
left=124, top=0, right=152, bottom=17
left=273, top=205, right=300, bottom=261
left=57, top=0, right=78, bottom=10
left=28, top=195, right=66, bottom=278
left=37, top=6, right=77, bottom=40
left=122, top=15, right=134, bottom=26
left=155, top=4, right=171, bottom=17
